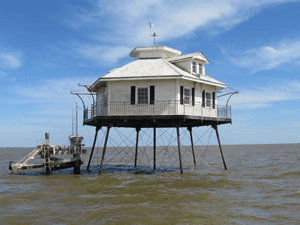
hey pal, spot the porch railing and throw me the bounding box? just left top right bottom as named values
left=83, top=101, right=231, bottom=121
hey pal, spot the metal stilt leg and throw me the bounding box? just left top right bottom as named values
left=177, top=127, right=183, bottom=174
left=87, top=126, right=100, bottom=172
left=212, top=125, right=227, bottom=170
left=188, top=127, right=197, bottom=167
left=99, top=126, right=111, bottom=174
left=134, top=127, right=140, bottom=168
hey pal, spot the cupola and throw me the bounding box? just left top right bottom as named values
left=129, top=46, right=181, bottom=60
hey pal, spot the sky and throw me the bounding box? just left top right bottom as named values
left=1, top=0, right=300, bottom=147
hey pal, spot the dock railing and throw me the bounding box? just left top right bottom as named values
left=83, top=101, right=231, bottom=122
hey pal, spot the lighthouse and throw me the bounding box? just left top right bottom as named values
left=81, top=45, right=232, bottom=174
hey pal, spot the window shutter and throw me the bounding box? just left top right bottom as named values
left=212, top=92, right=216, bottom=109
left=180, top=86, right=184, bottom=105
left=131, top=86, right=136, bottom=105
left=202, top=90, right=205, bottom=107
left=192, top=88, right=195, bottom=106
left=150, top=86, right=155, bottom=105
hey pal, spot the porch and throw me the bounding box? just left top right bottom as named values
left=83, top=101, right=232, bottom=128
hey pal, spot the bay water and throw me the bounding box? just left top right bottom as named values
left=1, top=144, right=299, bottom=224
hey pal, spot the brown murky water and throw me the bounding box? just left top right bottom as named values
left=1, top=144, right=300, bottom=224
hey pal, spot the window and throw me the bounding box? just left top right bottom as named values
left=202, top=90, right=205, bottom=107
left=131, top=86, right=136, bottom=105
left=192, top=62, right=197, bottom=73
left=180, top=86, right=184, bottom=105
left=184, top=88, right=190, bottom=104
left=212, top=92, right=215, bottom=109
left=206, top=92, right=212, bottom=107
left=192, top=88, right=195, bottom=106
left=198, top=63, right=203, bottom=75
left=138, top=87, right=148, bottom=104
left=150, top=86, right=155, bottom=105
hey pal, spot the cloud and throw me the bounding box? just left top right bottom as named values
left=9, top=77, right=97, bottom=111
left=231, top=40, right=300, bottom=73
left=2, top=77, right=98, bottom=146
left=0, top=51, right=22, bottom=69
left=229, top=81, right=300, bottom=109
left=76, top=45, right=131, bottom=65
left=65, top=0, right=297, bottom=43
left=62, top=0, right=298, bottom=64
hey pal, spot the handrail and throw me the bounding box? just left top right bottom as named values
left=83, top=101, right=231, bottom=122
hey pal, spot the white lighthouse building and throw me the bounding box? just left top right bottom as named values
left=85, top=46, right=228, bottom=121
left=82, top=45, right=232, bottom=174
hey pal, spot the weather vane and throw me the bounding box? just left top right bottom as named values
left=149, top=22, right=158, bottom=46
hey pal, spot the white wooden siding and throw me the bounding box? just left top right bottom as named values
left=95, top=79, right=218, bottom=117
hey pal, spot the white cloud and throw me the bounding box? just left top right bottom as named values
left=63, top=0, right=298, bottom=64
left=77, top=45, right=131, bottom=65
left=232, top=40, right=300, bottom=73
left=229, top=81, right=300, bottom=109
left=0, top=51, right=22, bottom=69
left=2, top=77, right=99, bottom=146
left=10, top=77, right=97, bottom=110
left=65, top=0, right=297, bottom=43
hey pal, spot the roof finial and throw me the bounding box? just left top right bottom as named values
left=149, top=22, right=158, bottom=46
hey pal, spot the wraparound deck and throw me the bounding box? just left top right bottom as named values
left=83, top=101, right=231, bottom=128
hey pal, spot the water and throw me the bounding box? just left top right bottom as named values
left=1, top=144, right=300, bottom=224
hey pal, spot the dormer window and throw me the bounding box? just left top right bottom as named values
left=198, top=63, right=203, bottom=75
left=191, top=61, right=204, bottom=75
left=192, top=62, right=197, bottom=73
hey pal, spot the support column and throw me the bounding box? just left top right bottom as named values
left=188, top=127, right=197, bottom=166
left=153, top=127, right=156, bottom=171
left=177, top=127, right=183, bottom=174
left=134, top=127, right=141, bottom=168
left=87, top=126, right=101, bottom=171
left=212, top=125, right=227, bottom=170
left=99, top=126, right=111, bottom=174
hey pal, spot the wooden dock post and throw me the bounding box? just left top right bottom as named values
left=177, top=127, right=183, bottom=174
left=99, top=126, right=110, bottom=174
left=74, top=159, right=81, bottom=175
left=44, top=133, right=51, bottom=175
left=87, top=126, right=101, bottom=171
left=134, top=127, right=141, bottom=168
left=188, top=127, right=197, bottom=166
left=44, top=146, right=51, bottom=175
left=212, top=125, right=227, bottom=170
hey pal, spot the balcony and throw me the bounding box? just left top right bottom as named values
left=83, top=101, right=231, bottom=123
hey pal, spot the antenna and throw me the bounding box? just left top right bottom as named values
left=76, top=102, right=78, bottom=136
left=149, top=22, right=158, bottom=46
left=72, top=103, right=79, bottom=136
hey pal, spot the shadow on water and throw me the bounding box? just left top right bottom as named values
left=11, top=164, right=181, bottom=176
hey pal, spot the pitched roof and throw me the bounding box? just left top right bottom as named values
left=89, top=58, right=226, bottom=91
left=168, top=52, right=209, bottom=64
